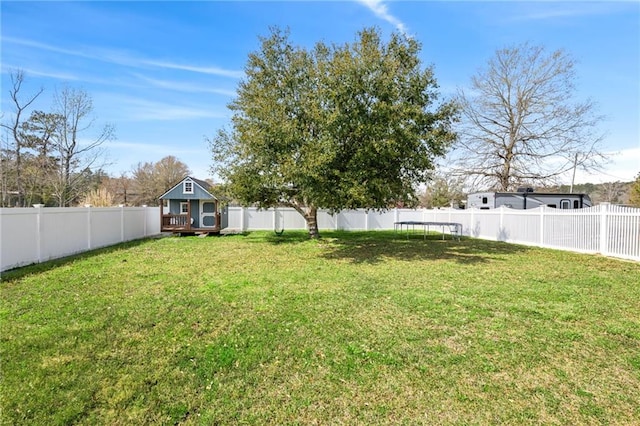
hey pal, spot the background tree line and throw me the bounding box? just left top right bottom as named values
left=1, top=70, right=114, bottom=207
left=48, top=155, right=193, bottom=207
left=97, top=156, right=192, bottom=207
left=1, top=71, right=194, bottom=208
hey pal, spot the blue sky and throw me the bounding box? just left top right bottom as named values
left=1, top=1, right=638, bottom=185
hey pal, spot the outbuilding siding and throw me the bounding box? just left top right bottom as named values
left=161, top=183, right=215, bottom=201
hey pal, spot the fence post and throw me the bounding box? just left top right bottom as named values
left=539, top=206, right=545, bottom=247
left=86, top=205, right=92, bottom=250
left=241, top=207, right=246, bottom=232
left=120, top=205, right=125, bottom=241
left=599, top=204, right=609, bottom=256
left=143, top=205, right=148, bottom=236
left=36, top=205, right=43, bottom=263
left=273, top=208, right=277, bottom=231
left=469, top=208, right=474, bottom=238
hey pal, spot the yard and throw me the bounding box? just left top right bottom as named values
left=1, top=231, right=639, bottom=425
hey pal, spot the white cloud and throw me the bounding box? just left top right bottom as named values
left=104, top=140, right=202, bottom=155
left=3, top=36, right=243, bottom=79
left=2, top=36, right=91, bottom=59
left=132, top=74, right=237, bottom=97
left=1, top=64, right=80, bottom=81
left=139, top=60, right=244, bottom=79
left=554, top=146, right=640, bottom=185
left=99, top=94, right=227, bottom=122
left=124, top=100, right=226, bottom=121
left=580, top=147, right=640, bottom=183
left=356, top=0, right=409, bottom=35
left=506, top=3, right=632, bottom=23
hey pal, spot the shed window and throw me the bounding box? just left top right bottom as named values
left=574, top=200, right=580, bottom=208
left=560, top=199, right=571, bottom=209
left=180, top=202, right=189, bottom=214
left=183, top=181, right=193, bottom=194
left=482, top=197, right=488, bottom=204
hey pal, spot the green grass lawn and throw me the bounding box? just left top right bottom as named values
left=1, top=231, right=639, bottom=425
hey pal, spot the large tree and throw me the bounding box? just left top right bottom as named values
left=210, top=27, right=457, bottom=238
left=452, top=43, right=606, bottom=191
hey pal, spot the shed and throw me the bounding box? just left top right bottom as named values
left=159, top=176, right=228, bottom=234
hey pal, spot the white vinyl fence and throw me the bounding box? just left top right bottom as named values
left=229, top=205, right=640, bottom=262
left=2, top=204, right=638, bottom=272
left=1, top=206, right=161, bottom=272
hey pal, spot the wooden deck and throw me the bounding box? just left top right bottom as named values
left=161, top=213, right=221, bottom=234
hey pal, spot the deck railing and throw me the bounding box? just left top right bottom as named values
left=161, top=214, right=190, bottom=230
left=161, top=213, right=221, bottom=231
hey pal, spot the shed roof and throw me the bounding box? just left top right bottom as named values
left=158, top=176, right=217, bottom=200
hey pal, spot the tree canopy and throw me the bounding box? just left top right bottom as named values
left=419, top=174, right=465, bottom=209
left=452, top=43, right=606, bottom=191
left=630, top=173, right=640, bottom=207
left=130, top=156, right=191, bottom=206
left=210, top=27, right=457, bottom=237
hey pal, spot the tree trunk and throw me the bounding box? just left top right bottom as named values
left=290, top=202, right=320, bottom=239
left=304, top=206, right=320, bottom=239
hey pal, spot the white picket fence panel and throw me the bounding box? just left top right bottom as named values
left=228, top=205, right=640, bottom=262
left=1, top=206, right=161, bottom=272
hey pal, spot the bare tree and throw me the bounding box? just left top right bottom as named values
left=0, top=70, right=43, bottom=206
left=99, top=173, right=133, bottom=205
left=452, top=43, right=607, bottom=191
left=51, top=86, right=115, bottom=206
left=597, top=181, right=627, bottom=204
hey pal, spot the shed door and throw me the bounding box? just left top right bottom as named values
left=200, top=200, right=217, bottom=228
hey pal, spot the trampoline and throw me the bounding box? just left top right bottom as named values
left=394, top=221, right=462, bottom=241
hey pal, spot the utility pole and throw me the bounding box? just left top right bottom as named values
left=570, top=153, right=578, bottom=194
